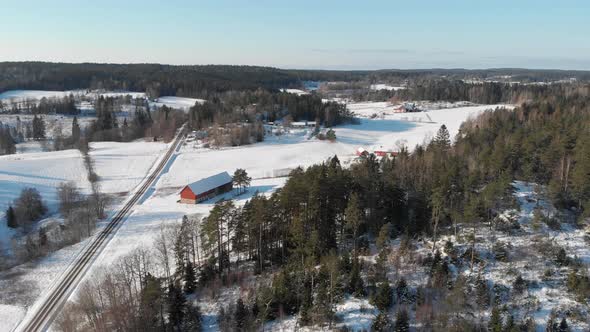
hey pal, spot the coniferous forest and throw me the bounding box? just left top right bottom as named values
left=53, top=91, right=590, bottom=331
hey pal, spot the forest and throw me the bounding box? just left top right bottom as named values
left=55, top=92, right=590, bottom=331
left=2, top=62, right=588, bottom=100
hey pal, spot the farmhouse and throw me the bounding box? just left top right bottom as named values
left=180, top=171, right=233, bottom=204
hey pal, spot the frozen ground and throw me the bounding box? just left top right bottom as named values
left=0, top=149, right=91, bottom=250
left=369, top=84, right=406, bottom=91
left=150, top=96, right=206, bottom=110
left=280, top=88, right=310, bottom=95
left=89, top=140, right=168, bottom=195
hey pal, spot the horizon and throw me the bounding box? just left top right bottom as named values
left=2, top=0, right=590, bottom=70
left=2, top=61, right=590, bottom=73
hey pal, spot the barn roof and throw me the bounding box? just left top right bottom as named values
left=186, top=172, right=233, bottom=195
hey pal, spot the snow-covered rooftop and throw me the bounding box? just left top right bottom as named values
left=186, top=171, right=232, bottom=195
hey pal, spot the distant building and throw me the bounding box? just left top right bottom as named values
left=356, top=147, right=369, bottom=157
left=393, top=102, right=419, bottom=113
left=180, top=172, right=233, bottom=204
left=374, top=150, right=399, bottom=158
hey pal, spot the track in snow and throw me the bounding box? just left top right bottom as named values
left=16, top=125, right=186, bottom=332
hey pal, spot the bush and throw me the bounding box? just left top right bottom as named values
left=12, top=187, right=47, bottom=228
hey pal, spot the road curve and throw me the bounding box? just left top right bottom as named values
left=16, top=125, right=186, bottom=332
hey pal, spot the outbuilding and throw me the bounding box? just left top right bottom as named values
left=180, top=172, right=233, bottom=204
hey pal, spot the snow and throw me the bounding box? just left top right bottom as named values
left=1, top=101, right=517, bottom=330
left=0, top=149, right=91, bottom=249
left=0, top=90, right=145, bottom=104
left=0, top=304, right=26, bottom=331
left=334, top=297, right=378, bottom=331
left=89, top=141, right=168, bottom=194
left=0, top=90, right=81, bottom=103
left=186, top=172, right=232, bottom=195
left=369, top=84, right=406, bottom=91
left=280, top=88, right=310, bottom=95
left=150, top=96, right=205, bottom=110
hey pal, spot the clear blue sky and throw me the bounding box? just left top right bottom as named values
left=2, top=0, right=590, bottom=70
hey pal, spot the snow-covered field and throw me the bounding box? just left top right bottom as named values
left=1, top=101, right=515, bottom=331
left=0, top=90, right=80, bottom=103
left=150, top=96, right=206, bottom=110
left=89, top=141, right=168, bottom=194
left=280, top=88, right=310, bottom=95
left=369, top=83, right=406, bottom=91
left=0, top=89, right=205, bottom=112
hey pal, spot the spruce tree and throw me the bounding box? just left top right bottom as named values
left=434, top=124, right=451, bottom=149
left=488, top=306, right=503, bottom=332
left=167, top=282, right=186, bottom=329
left=373, top=281, right=393, bottom=311
left=183, top=261, right=197, bottom=294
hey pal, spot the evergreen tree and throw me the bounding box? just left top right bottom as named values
left=396, top=278, right=409, bottom=304
left=232, top=168, right=252, bottom=195
left=348, top=258, right=365, bottom=297
left=326, top=128, right=336, bottom=142
left=183, top=261, right=197, bottom=294
left=234, top=298, right=248, bottom=331
left=181, top=303, right=202, bottom=332
left=71, top=116, right=81, bottom=144
left=434, top=124, right=451, bottom=149
left=32, top=115, right=46, bottom=140
left=504, top=314, right=518, bottom=332
left=393, top=308, right=410, bottom=332
left=6, top=205, right=17, bottom=228
left=373, top=281, right=393, bottom=311
left=375, top=222, right=391, bottom=250
left=167, top=282, right=186, bottom=330
left=372, top=311, right=392, bottom=331
left=345, top=193, right=363, bottom=255
left=140, top=273, right=165, bottom=331
left=488, top=306, right=503, bottom=332
left=558, top=318, right=569, bottom=332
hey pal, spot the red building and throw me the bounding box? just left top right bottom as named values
left=374, top=150, right=399, bottom=158
left=180, top=172, right=233, bottom=204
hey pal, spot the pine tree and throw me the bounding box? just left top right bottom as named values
left=393, top=308, right=410, bottom=332
left=6, top=205, right=17, bottom=228
left=345, top=193, right=363, bottom=255
left=183, top=261, right=197, bottom=294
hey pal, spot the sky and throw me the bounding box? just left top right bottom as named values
left=2, top=0, right=590, bottom=70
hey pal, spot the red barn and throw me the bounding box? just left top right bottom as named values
left=180, top=172, right=233, bottom=204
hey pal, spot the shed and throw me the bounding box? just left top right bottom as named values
left=180, top=172, right=233, bottom=204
